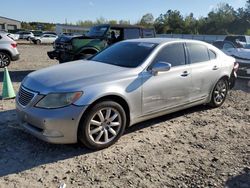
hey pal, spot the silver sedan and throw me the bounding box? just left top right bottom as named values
left=16, top=38, right=237, bottom=150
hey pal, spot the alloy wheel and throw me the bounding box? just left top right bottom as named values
left=0, top=53, right=10, bottom=68
left=87, top=107, right=122, bottom=145
left=213, top=80, right=227, bottom=105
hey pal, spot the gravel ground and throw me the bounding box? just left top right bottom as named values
left=0, top=45, right=249, bottom=188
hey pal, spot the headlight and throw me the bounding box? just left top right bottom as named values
left=35, top=92, right=83, bottom=109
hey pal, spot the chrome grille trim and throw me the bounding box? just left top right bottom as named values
left=18, top=86, right=38, bottom=107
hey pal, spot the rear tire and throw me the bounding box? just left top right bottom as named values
left=209, top=78, right=228, bottom=108
left=78, top=101, right=126, bottom=150
left=0, top=52, right=11, bottom=68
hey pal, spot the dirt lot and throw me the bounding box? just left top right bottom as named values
left=0, top=45, right=249, bottom=188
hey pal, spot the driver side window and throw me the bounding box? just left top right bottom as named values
left=153, top=43, right=186, bottom=67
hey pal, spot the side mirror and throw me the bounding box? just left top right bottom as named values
left=150, top=62, right=171, bottom=75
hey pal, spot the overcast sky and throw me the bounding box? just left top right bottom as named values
left=0, top=0, right=247, bottom=23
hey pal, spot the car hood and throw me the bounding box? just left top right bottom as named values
left=56, top=35, right=98, bottom=43
left=226, top=48, right=250, bottom=60
left=22, top=60, right=135, bottom=94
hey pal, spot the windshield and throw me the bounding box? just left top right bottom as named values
left=86, top=25, right=109, bottom=37
left=91, top=42, right=157, bottom=68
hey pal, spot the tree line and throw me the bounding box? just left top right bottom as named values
left=21, top=1, right=250, bottom=35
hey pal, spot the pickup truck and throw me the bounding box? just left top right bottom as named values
left=47, top=24, right=156, bottom=63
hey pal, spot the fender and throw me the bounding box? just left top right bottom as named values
left=76, top=46, right=99, bottom=56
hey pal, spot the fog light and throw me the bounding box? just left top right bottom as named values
left=43, top=129, right=63, bottom=137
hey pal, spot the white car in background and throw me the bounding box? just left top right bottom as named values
left=213, top=40, right=250, bottom=79
left=16, top=31, right=34, bottom=40
left=31, top=34, right=58, bottom=44
left=0, top=33, right=20, bottom=68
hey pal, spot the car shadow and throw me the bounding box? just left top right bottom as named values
left=0, top=104, right=211, bottom=177
left=225, top=167, right=250, bottom=188
left=125, top=104, right=209, bottom=134
left=0, top=70, right=34, bottom=83
left=0, top=109, right=93, bottom=177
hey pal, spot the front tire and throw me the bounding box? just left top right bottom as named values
left=36, top=40, right=41, bottom=45
left=78, top=101, right=126, bottom=150
left=209, top=78, right=228, bottom=107
left=0, top=52, right=11, bottom=68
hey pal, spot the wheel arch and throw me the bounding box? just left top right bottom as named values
left=208, top=75, right=230, bottom=103
left=77, top=47, right=99, bottom=56
left=0, top=49, right=12, bottom=60
left=78, top=95, right=131, bottom=130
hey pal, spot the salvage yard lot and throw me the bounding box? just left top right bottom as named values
left=0, top=44, right=249, bottom=187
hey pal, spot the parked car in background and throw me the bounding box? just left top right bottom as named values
left=0, top=30, right=19, bottom=41
left=17, top=38, right=237, bottom=150
left=31, top=30, right=43, bottom=37
left=16, top=31, right=34, bottom=40
left=213, top=40, right=250, bottom=78
left=0, top=33, right=20, bottom=68
left=43, top=31, right=57, bottom=36
left=31, top=34, right=58, bottom=44
left=8, top=33, right=20, bottom=41
left=48, top=24, right=156, bottom=63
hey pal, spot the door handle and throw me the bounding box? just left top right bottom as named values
left=213, top=66, right=219, bottom=70
left=181, top=71, right=190, bottom=77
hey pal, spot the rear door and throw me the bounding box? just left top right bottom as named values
left=186, top=42, right=220, bottom=101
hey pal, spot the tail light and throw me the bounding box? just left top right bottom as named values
left=233, top=61, right=239, bottom=72
left=11, top=43, right=17, bottom=48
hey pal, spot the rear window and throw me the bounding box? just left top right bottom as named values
left=187, top=43, right=210, bottom=63
left=209, top=50, right=217, bottom=60
left=142, top=29, right=155, bottom=38
left=225, top=36, right=246, bottom=43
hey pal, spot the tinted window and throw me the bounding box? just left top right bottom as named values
left=142, top=29, right=155, bottom=38
left=187, top=43, right=210, bottom=63
left=91, top=42, right=157, bottom=68
left=153, top=43, right=186, bottom=67
left=124, top=29, right=140, bottom=39
left=209, top=50, right=216, bottom=60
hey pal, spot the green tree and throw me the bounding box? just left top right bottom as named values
left=140, top=13, right=154, bottom=27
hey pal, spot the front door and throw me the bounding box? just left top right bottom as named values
left=142, top=43, right=193, bottom=115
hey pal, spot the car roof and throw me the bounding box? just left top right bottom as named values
left=124, top=38, right=207, bottom=45
left=94, top=24, right=152, bottom=29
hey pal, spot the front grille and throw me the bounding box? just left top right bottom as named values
left=55, top=43, right=65, bottom=49
left=238, top=62, right=250, bottom=78
left=18, top=86, right=37, bottom=107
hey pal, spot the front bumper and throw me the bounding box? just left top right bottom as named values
left=236, top=58, right=250, bottom=79
left=47, top=50, right=74, bottom=63
left=16, top=100, right=88, bottom=144
left=47, top=50, right=60, bottom=60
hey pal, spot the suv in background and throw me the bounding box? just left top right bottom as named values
left=0, top=33, right=20, bottom=68
left=48, top=24, right=156, bottom=63
left=16, top=31, right=34, bottom=40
